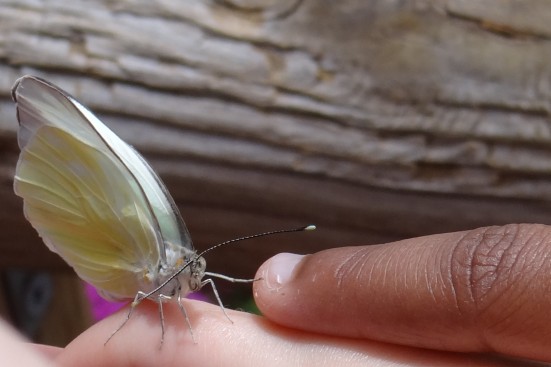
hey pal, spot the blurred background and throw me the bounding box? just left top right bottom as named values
left=1, top=0, right=551, bottom=346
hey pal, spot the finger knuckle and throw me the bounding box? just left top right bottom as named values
left=450, top=224, right=550, bottom=315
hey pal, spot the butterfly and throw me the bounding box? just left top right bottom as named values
left=11, top=75, right=314, bottom=343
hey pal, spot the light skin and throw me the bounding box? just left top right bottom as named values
left=3, top=224, right=551, bottom=366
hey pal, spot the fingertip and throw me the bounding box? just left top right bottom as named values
left=253, top=253, right=305, bottom=313
left=257, top=253, right=305, bottom=290
left=0, top=319, right=56, bottom=367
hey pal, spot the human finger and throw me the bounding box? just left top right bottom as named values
left=254, top=224, right=551, bottom=362
left=0, top=319, right=56, bottom=367
left=54, top=299, right=532, bottom=366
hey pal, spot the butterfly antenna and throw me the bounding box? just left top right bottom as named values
left=197, top=224, right=316, bottom=259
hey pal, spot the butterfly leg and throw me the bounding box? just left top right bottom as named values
left=105, top=291, right=147, bottom=345
left=158, top=294, right=172, bottom=347
left=201, top=278, right=233, bottom=324
left=176, top=292, right=196, bottom=343
left=204, top=271, right=257, bottom=283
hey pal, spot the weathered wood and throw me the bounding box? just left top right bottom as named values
left=1, top=0, right=551, bottom=282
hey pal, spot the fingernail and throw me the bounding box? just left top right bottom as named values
left=264, top=253, right=304, bottom=290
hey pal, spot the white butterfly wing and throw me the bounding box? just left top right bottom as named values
left=13, top=76, right=192, bottom=300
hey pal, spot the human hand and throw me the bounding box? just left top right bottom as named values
left=11, top=298, right=538, bottom=367
left=5, top=224, right=551, bottom=366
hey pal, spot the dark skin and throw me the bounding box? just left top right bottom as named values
left=4, top=224, right=551, bottom=366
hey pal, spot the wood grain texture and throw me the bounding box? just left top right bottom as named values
left=1, top=0, right=551, bottom=281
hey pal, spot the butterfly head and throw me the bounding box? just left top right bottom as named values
left=186, top=255, right=206, bottom=292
